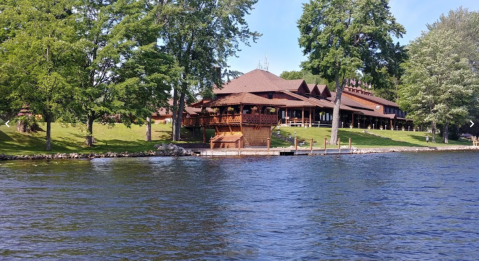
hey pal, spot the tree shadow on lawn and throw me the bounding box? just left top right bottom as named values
left=1, top=133, right=171, bottom=155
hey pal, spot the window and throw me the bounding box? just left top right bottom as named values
left=268, top=92, right=273, bottom=99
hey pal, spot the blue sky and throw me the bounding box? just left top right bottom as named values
left=227, top=0, right=479, bottom=76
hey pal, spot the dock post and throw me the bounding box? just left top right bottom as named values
left=349, top=137, right=351, bottom=149
left=294, top=137, right=298, bottom=151
left=338, top=138, right=341, bottom=150
left=267, top=138, right=271, bottom=151
left=210, top=139, right=213, bottom=156
left=310, top=138, right=313, bottom=154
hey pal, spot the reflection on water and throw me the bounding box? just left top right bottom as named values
left=1, top=152, right=479, bottom=260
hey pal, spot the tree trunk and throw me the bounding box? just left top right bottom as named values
left=175, top=91, right=186, bottom=141
left=172, top=88, right=178, bottom=141
left=431, top=121, right=437, bottom=143
left=330, top=76, right=343, bottom=145
left=146, top=116, right=151, bottom=141
left=442, top=122, right=449, bottom=144
left=86, top=113, right=95, bottom=147
left=45, top=113, right=52, bottom=151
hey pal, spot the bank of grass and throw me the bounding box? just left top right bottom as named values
left=276, top=126, right=471, bottom=148
left=0, top=122, right=212, bottom=155
left=1, top=123, right=472, bottom=156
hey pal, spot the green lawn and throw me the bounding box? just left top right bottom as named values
left=0, top=122, right=211, bottom=155
left=0, top=123, right=472, bottom=155
left=274, top=126, right=472, bottom=148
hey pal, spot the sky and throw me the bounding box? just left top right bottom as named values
left=227, top=0, right=479, bottom=76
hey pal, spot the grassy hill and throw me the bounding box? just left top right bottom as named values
left=0, top=123, right=472, bottom=156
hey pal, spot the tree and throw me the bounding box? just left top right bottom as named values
left=157, top=0, right=261, bottom=141
left=399, top=29, right=478, bottom=143
left=0, top=0, right=78, bottom=150
left=427, top=8, right=479, bottom=135
left=280, top=71, right=304, bottom=80
left=66, top=0, right=176, bottom=146
left=298, top=0, right=406, bottom=144
left=280, top=70, right=329, bottom=85
left=111, top=1, right=179, bottom=142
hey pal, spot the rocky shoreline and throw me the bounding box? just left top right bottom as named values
left=351, top=145, right=479, bottom=154
left=1, top=144, right=478, bottom=161
left=0, top=143, right=193, bottom=161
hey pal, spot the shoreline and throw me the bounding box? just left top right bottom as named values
left=1, top=145, right=479, bottom=161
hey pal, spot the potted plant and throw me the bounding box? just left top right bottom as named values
left=227, top=107, right=235, bottom=114
left=212, top=107, right=219, bottom=115
left=367, top=125, right=371, bottom=130
left=269, top=108, right=276, bottom=114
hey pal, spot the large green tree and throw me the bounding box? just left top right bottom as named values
left=428, top=8, right=479, bottom=135
left=111, top=1, right=179, bottom=142
left=298, top=0, right=406, bottom=144
left=399, top=29, right=478, bottom=143
left=0, top=0, right=78, bottom=150
left=67, top=0, right=177, bottom=146
left=280, top=70, right=329, bottom=86
left=156, top=0, right=261, bottom=141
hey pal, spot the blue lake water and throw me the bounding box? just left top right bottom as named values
left=1, top=152, right=479, bottom=260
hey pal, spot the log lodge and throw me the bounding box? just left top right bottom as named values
left=179, top=69, right=410, bottom=148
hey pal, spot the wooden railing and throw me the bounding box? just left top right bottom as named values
left=182, top=113, right=277, bottom=127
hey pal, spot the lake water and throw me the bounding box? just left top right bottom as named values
left=1, top=152, right=479, bottom=260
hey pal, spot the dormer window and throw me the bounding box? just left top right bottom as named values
left=268, top=92, right=273, bottom=99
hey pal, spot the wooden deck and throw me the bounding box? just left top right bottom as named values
left=183, top=114, right=278, bottom=127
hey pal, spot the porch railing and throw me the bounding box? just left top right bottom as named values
left=182, top=113, right=277, bottom=127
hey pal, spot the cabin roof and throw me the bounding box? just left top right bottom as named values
left=344, top=88, right=398, bottom=107
left=281, top=90, right=359, bottom=112
left=207, top=92, right=285, bottom=107
left=329, top=92, right=368, bottom=109
left=215, top=69, right=306, bottom=94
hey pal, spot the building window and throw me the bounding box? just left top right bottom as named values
left=268, top=92, right=273, bottom=99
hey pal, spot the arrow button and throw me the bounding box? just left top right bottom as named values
left=5, top=120, right=9, bottom=127
left=471, top=120, right=475, bottom=128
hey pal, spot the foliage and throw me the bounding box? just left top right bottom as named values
left=157, top=0, right=261, bottom=141
left=427, top=8, right=479, bottom=132
left=399, top=29, right=479, bottom=143
left=0, top=0, right=79, bottom=150
left=298, top=0, right=406, bottom=144
left=280, top=70, right=330, bottom=86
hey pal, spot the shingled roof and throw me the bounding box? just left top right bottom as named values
left=207, top=92, right=285, bottom=107
left=343, top=89, right=399, bottom=107
left=215, top=69, right=306, bottom=94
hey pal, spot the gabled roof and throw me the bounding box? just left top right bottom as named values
left=317, top=85, right=331, bottom=97
left=214, top=69, right=306, bottom=94
left=280, top=90, right=359, bottom=112
left=207, top=92, right=285, bottom=107
left=343, top=89, right=398, bottom=107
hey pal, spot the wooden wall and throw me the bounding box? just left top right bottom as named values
left=242, top=126, right=270, bottom=146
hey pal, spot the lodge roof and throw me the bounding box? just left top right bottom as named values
left=329, top=92, right=369, bottom=109
left=343, top=88, right=398, bottom=107
left=281, top=90, right=359, bottom=112
left=207, top=92, right=285, bottom=107
left=215, top=69, right=306, bottom=94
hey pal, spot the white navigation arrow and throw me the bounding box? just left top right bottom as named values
left=471, top=120, right=475, bottom=128
left=6, top=120, right=9, bottom=127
